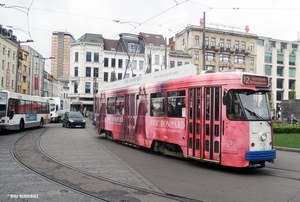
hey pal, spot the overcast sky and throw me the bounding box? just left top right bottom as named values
left=1, top=0, right=300, bottom=72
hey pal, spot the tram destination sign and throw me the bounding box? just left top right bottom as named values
left=242, top=75, right=269, bottom=86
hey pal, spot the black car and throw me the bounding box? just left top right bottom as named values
left=62, top=112, right=86, bottom=128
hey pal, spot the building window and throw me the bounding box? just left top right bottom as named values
left=94, top=83, right=98, bottom=94
left=75, top=52, right=78, bottom=62
left=289, top=68, right=296, bottom=78
left=94, top=53, right=99, bottom=62
left=111, top=58, right=116, bottom=68
left=118, top=59, right=123, bottom=68
left=11, top=80, right=14, bottom=89
left=235, top=41, right=239, bottom=50
left=277, top=66, right=284, bottom=76
left=12, top=64, right=14, bottom=73
left=219, top=66, right=230, bottom=71
left=86, top=52, right=92, bottom=62
left=74, top=67, right=78, bottom=77
left=195, top=35, right=199, bottom=45
left=125, top=73, right=130, bottom=78
left=94, top=68, right=99, bottom=77
left=2, top=60, right=4, bottom=70
left=234, top=56, right=245, bottom=64
left=132, top=60, right=137, bottom=69
left=86, top=67, right=91, bottom=77
left=155, top=55, right=159, bottom=65
left=257, top=39, right=264, bottom=46
left=265, top=65, right=272, bottom=75
left=250, top=57, right=254, bottom=65
left=277, top=54, right=284, bottom=64
left=205, top=37, right=209, bottom=48
left=219, top=54, right=230, bottom=62
left=205, top=52, right=215, bottom=61
left=204, top=66, right=215, bottom=71
left=226, top=40, right=231, bottom=49
left=241, top=41, right=246, bottom=50
left=265, top=52, right=272, bottom=63
left=220, top=39, right=224, bottom=48
left=185, top=62, right=189, bottom=65
left=1, top=77, right=3, bottom=87
left=139, top=61, right=143, bottom=70
left=170, top=61, right=175, bottom=68
left=211, top=38, right=216, bottom=48
left=85, top=82, right=91, bottom=94
left=118, top=73, right=122, bottom=80
left=104, top=72, right=108, bottom=81
left=289, top=55, right=295, bottom=65
left=250, top=43, right=254, bottom=51
left=104, top=58, right=109, bottom=67
left=74, top=83, right=78, bottom=93
left=194, top=51, right=199, bottom=60
left=177, top=61, right=182, bottom=66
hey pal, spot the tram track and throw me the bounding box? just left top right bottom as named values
left=11, top=127, right=201, bottom=202
left=262, top=167, right=300, bottom=181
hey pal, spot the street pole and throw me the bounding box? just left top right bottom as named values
left=202, top=11, right=206, bottom=72
left=35, top=56, right=54, bottom=97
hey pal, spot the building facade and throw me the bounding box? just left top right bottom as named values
left=174, top=25, right=257, bottom=74
left=0, top=30, right=17, bottom=92
left=51, top=31, right=75, bottom=78
left=256, top=37, right=300, bottom=112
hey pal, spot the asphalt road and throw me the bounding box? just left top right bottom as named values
left=88, top=131, right=300, bottom=202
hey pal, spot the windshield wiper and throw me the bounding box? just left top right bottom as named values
left=244, top=108, right=271, bottom=126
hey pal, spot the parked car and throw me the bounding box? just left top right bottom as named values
left=62, top=111, right=86, bottom=128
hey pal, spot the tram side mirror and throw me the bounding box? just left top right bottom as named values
left=9, top=110, right=14, bottom=119
left=223, top=94, right=229, bottom=105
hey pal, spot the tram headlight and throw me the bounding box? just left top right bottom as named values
left=260, top=132, right=267, bottom=141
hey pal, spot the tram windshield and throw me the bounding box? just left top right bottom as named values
left=226, top=89, right=271, bottom=121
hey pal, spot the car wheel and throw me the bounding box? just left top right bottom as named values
left=82, top=125, right=85, bottom=128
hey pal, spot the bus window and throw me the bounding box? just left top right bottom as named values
left=167, top=90, right=186, bottom=117
left=150, top=93, right=164, bottom=117
left=107, top=97, right=115, bottom=114
left=26, top=100, right=32, bottom=114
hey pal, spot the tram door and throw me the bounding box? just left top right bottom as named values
left=124, top=94, right=136, bottom=142
left=187, top=88, right=202, bottom=158
left=203, top=87, right=221, bottom=163
left=187, top=87, right=221, bottom=162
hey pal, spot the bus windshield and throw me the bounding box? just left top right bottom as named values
left=226, top=90, right=271, bottom=121
left=50, top=103, right=56, bottom=112
left=0, top=92, right=7, bottom=118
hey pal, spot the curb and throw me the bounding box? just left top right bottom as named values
left=274, top=146, right=300, bottom=153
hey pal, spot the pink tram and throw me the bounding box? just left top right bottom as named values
left=95, top=68, right=276, bottom=168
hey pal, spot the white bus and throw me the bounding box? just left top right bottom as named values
left=47, top=97, right=71, bottom=123
left=0, top=90, right=50, bottom=131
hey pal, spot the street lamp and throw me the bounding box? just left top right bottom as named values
left=34, top=56, right=54, bottom=97
left=16, top=39, right=34, bottom=93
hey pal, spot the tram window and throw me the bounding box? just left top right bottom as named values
left=167, top=90, right=185, bottom=117
left=107, top=97, right=115, bottom=114
left=150, top=93, right=164, bottom=117
left=116, top=96, right=124, bottom=115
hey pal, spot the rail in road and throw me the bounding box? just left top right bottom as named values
left=11, top=127, right=200, bottom=202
